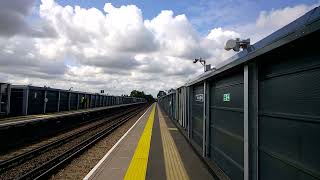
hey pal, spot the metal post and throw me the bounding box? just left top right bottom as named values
left=7, top=84, right=11, bottom=115
left=205, top=81, right=210, bottom=157
left=95, top=95, right=97, bottom=107
left=87, top=94, right=89, bottom=108
left=186, top=87, right=189, bottom=131
left=244, top=65, right=249, bottom=180
left=0, top=84, right=2, bottom=114
left=77, top=93, right=79, bottom=110
left=188, top=86, right=192, bottom=139
left=248, top=62, right=259, bottom=180
left=181, top=89, right=183, bottom=127
left=101, top=95, right=103, bottom=106
left=23, top=87, right=29, bottom=115
left=57, top=91, right=60, bottom=112
left=203, top=81, right=209, bottom=157
left=84, top=94, right=87, bottom=108
left=90, top=94, right=93, bottom=108
left=182, top=89, right=184, bottom=126
left=176, top=91, right=179, bottom=122
left=185, top=88, right=187, bottom=129
left=68, top=92, right=71, bottom=111
left=43, top=90, right=47, bottom=114
left=182, top=89, right=184, bottom=127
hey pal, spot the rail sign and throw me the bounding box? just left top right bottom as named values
left=195, top=94, right=204, bottom=102
left=223, top=93, right=230, bottom=102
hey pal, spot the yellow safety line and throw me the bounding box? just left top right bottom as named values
left=124, top=104, right=156, bottom=180
left=158, top=106, right=190, bottom=180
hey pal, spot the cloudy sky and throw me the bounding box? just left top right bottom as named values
left=0, top=0, right=318, bottom=96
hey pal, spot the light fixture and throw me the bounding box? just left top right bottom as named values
left=193, top=58, right=212, bottom=72
left=224, top=38, right=250, bottom=52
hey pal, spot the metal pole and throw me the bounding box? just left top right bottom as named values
left=43, top=90, right=47, bottom=114
left=188, top=86, right=192, bottom=139
left=57, top=91, right=60, bottom=112
left=205, top=81, right=210, bottom=157
left=68, top=92, right=71, bottom=111
left=244, top=65, right=249, bottom=180
left=22, top=88, right=29, bottom=115
left=77, top=93, right=79, bottom=110
left=0, top=84, right=2, bottom=114
left=248, top=62, right=259, bottom=180
left=203, top=81, right=210, bottom=157
left=7, top=84, right=11, bottom=115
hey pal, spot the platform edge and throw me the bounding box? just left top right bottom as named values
left=83, top=104, right=152, bottom=180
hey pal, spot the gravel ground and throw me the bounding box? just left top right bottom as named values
left=0, top=107, right=127, bottom=160
left=50, top=105, right=149, bottom=180
left=0, top=114, right=128, bottom=180
left=0, top=115, right=114, bottom=161
left=0, top=106, right=142, bottom=180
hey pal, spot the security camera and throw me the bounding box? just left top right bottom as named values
left=193, top=59, right=199, bottom=63
left=224, top=38, right=250, bottom=52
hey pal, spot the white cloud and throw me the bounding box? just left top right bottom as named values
left=0, top=0, right=35, bottom=36
left=0, top=0, right=56, bottom=38
left=145, top=10, right=208, bottom=59
left=256, top=5, right=313, bottom=29
left=39, top=0, right=157, bottom=55
left=236, top=4, right=318, bottom=43
left=207, top=28, right=240, bottom=44
left=0, top=36, right=66, bottom=79
left=0, top=1, right=317, bottom=96
left=202, top=28, right=240, bottom=65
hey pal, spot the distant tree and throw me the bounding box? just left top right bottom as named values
left=130, top=90, right=155, bottom=102
left=144, top=94, right=155, bottom=102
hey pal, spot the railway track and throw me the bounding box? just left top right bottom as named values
left=0, top=106, right=136, bottom=167
left=0, top=105, right=133, bottom=154
left=0, top=104, right=147, bottom=180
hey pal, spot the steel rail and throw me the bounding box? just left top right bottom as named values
left=0, top=105, right=143, bottom=174
left=17, top=105, right=146, bottom=180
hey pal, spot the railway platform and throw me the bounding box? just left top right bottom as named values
left=0, top=103, right=143, bottom=128
left=84, top=103, right=214, bottom=180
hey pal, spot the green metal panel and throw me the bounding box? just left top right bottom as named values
left=192, top=84, right=204, bottom=147
left=46, top=91, right=59, bottom=113
left=209, top=69, right=244, bottom=180
left=9, top=88, right=24, bottom=115
left=91, top=95, right=96, bottom=108
left=172, top=93, right=176, bottom=120
left=28, top=89, right=44, bottom=115
left=258, top=34, right=320, bottom=180
left=78, top=94, right=86, bottom=109
left=59, top=92, right=68, bottom=111
left=70, top=93, right=77, bottom=110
